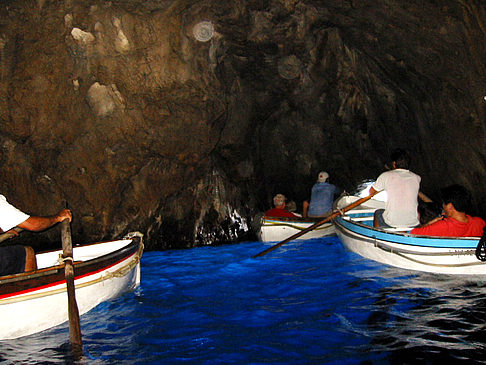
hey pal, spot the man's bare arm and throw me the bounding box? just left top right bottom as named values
left=18, top=209, right=72, bottom=232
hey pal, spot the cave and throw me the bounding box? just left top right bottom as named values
left=0, top=0, right=484, bottom=250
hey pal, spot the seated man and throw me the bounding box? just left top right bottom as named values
left=417, top=201, right=442, bottom=226
left=265, top=194, right=298, bottom=218
left=303, top=171, right=339, bottom=218
left=410, top=184, right=486, bottom=237
left=370, top=148, right=431, bottom=228
left=0, top=194, right=72, bottom=276
left=286, top=200, right=302, bottom=217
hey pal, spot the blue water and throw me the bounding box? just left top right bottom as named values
left=2, top=237, right=486, bottom=364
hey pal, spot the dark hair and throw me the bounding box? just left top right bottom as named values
left=390, top=148, right=410, bottom=169
left=417, top=201, right=442, bottom=225
left=440, top=184, right=471, bottom=213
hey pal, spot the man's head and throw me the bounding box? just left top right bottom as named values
left=317, top=171, right=329, bottom=183
left=287, top=200, right=297, bottom=212
left=273, top=194, right=286, bottom=208
left=440, top=184, right=471, bottom=214
left=418, top=201, right=442, bottom=225
left=390, top=148, right=411, bottom=169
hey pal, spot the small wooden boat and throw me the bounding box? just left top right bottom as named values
left=257, top=215, right=335, bottom=242
left=334, top=195, right=486, bottom=275
left=0, top=232, right=144, bottom=340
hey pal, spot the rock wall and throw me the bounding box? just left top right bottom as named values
left=0, top=0, right=484, bottom=249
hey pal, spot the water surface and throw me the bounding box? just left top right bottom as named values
left=2, top=237, right=486, bottom=364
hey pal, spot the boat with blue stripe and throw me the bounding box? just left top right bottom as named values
left=334, top=195, right=485, bottom=275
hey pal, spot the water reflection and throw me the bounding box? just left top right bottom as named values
left=353, top=267, right=486, bottom=362
left=3, top=241, right=486, bottom=363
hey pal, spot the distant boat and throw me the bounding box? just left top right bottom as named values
left=257, top=215, right=335, bottom=242
left=334, top=195, right=485, bottom=275
left=0, top=232, right=143, bottom=340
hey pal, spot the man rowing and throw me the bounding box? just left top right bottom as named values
left=0, top=195, right=72, bottom=276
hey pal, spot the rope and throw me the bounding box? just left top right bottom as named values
left=475, top=227, right=486, bottom=261
left=265, top=221, right=333, bottom=232
left=1, top=250, right=142, bottom=305
left=57, top=254, right=74, bottom=265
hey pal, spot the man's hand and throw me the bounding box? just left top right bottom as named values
left=57, top=209, right=72, bottom=223
left=5, top=228, right=21, bottom=237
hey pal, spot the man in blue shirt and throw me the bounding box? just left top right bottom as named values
left=303, top=171, right=338, bottom=218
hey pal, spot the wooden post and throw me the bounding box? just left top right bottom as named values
left=61, top=218, right=83, bottom=354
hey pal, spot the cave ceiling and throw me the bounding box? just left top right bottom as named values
left=0, top=0, right=484, bottom=249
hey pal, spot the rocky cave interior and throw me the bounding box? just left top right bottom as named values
left=0, top=0, right=484, bottom=250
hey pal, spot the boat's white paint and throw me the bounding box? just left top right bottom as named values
left=258, top=216, right=335, bottom=242
left=0, top=236, right=142, bottom=340
left=35, top=239, right=132, bottom=269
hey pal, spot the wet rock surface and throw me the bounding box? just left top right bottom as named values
left=0, top=0, right=484, bottom=249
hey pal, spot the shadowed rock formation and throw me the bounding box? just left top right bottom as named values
left=0, top=0, right=484, bottom=250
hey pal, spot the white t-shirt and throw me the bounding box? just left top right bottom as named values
left=0, top=195, right=30, bottom=232
left=372, top=169, right=421, bottom=227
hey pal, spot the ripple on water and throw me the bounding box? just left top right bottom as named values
left=2, top=237, right=486, bottom=363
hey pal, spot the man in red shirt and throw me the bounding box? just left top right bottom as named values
left=265, top=194, right=298, bottom=218
left=410, top=184, right=485, bottom=237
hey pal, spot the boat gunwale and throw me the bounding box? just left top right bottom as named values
left=263, top=215, right=332, bottom=224
left=0, top=236, right=142, bottom=295
left=262, top=220, right=333, bottom=228
left=336, top=221, right=477, bottom=256
left=334, top=210, right=481, bottom=249
left=335, top=221, right=486, bottom=272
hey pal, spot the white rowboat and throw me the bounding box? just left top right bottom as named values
left=334, top=196, right=485, bottom=275
left=258, top=215, right=335, bottom=242
left=0, top=232, right=143, bottom=340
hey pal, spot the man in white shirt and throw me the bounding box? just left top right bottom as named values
left=369, top=149, right=431, bottom=228
left=0, top=195, right=72, bottom=276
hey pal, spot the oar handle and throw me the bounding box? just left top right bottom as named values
left=0, top=227, right=24, bottom=244
left=61, top=208, right=83, bottom=354
left=253, top=191, right=379, bottom=258
left=61, top=219, right=73, bottom=257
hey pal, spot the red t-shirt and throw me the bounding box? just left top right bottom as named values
left=410, top=215, right=486, bottom=237
left=264, top=208, right=298, bottom=218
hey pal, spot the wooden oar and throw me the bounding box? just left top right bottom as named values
left=0, top=227, right=23, bottom=244
left=61, top=215, right=83, bottom=354
left=252, top=191, right=379, bottom=258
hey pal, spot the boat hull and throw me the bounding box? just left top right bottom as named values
left=334, top=196, right=485, bottom=275
left=0, top=233, right=143, bottom=340
left=258, top=216, right=335, bottom=242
